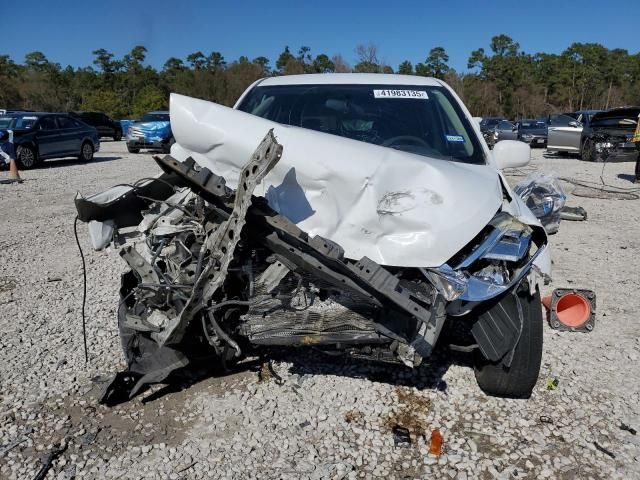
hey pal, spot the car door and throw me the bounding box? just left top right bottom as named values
left=35, top=116, right=61, bottom=157
left=99, top=114, right=114, bottom=136
left=548, top=114, right=582, bottom=152
left=90, top=113, right=105, bottom=136
left=56, top=116, right=82, bottom=154
left=496, top=121, right=517, bottom=141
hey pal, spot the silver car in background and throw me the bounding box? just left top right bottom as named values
left=494, top=120, right=518, bottom=143
left=547, top=110, right=601, bottom=156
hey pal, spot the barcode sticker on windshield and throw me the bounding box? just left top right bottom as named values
left=373, top=89, right=428, bottom=99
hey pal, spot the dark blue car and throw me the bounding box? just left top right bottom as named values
left=0, top=112, right=100, bottom=169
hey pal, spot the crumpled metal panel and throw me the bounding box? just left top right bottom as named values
left=168, top=93, right=504, bottom=268
left=154, top=130, right=283, bottom=346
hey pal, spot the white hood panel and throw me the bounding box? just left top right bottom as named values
left=169, top=94, right=503, bottom=267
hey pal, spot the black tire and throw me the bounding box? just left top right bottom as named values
left=162, top=137, right=175, bottom=154
left=582, top=139, right=595, bottom=162
left=16, top=144, right=38, bottom=169
left=127, top=145, right=140, bottom=154
left=474, top=287, right=543, bottom=399
left=113, top=130, right=122, bottom=141
left=79, top=141, right=94, bottom=162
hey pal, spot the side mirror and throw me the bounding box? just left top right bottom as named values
left=511, top=125, right=518, bottom=131
left=568, top=121, right=580, bottom=128
left=492, top=140, right=530, bottom=170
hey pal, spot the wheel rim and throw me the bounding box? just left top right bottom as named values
left=82, top=143, right=93, bottom=160
left=18, top=147, right=35, bottom=167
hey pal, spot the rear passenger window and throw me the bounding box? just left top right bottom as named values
left=57, top=117, right=76, bottom=129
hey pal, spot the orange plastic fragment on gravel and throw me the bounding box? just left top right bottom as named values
left=429, top=429, right=443, bottom=456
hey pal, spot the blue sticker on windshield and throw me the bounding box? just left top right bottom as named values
left=445, top=134, right=465, bottom=143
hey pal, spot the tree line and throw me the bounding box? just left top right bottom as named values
left=1, top=35, right=638, bottom=120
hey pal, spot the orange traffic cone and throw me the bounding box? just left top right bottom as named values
left=544, top=288, right=595, bottom=332
left=8, top=158, right=21, bottom=183
left=554, top=293, right=592, bottom=328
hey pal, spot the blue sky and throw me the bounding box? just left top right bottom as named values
left=1, top=0, right=637, bottom=72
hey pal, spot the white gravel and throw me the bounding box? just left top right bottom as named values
left=1, top=141, right=639, bottom=479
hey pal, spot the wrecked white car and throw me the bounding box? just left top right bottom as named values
left=75, top=74, right=550, bottom=402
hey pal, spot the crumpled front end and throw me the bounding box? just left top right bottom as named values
left=77, top=132, right=452, bottom=403
left=168, top=93, right=504, bottom=268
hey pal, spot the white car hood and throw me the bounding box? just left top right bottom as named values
left=169, top=93, right=503, bottom=267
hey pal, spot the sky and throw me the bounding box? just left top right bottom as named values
left=1, top=0, right=638, bottom=72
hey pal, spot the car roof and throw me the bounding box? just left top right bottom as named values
left=146, top=111, right=169, bottom=114
left=0, top=112, right=68, bottom=118
left=574, top=109, right=601, bottom=115
left=257, top=73, right=443, bottom=87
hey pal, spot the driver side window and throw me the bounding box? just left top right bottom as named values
left=550, top=114, right=577, bottom=127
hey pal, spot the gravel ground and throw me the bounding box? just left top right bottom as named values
left=1, top=141, right=639, bottom=479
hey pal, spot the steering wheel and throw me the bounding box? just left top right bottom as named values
left=382, top=135, right=429, bottom=148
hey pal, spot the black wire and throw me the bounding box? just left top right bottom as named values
left=133, top=177, right=179, bottom=191
left=73, top=216, right=89, bottom=363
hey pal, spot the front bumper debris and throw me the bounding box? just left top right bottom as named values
left=126, top=138, right=169, bottom=150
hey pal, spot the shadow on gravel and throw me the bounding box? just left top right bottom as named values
left=99, top=344, right=474, bottom=406
left=618, top=173, right=638, bottom=183
left=37, top=156, right=122, bottom=169
left=543, top=151, right=577, bottom=160
left=138, top=357, right=265, bottom=405
left=280, top=345, right=473, bottom=393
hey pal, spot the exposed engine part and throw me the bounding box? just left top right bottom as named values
left=76, top=131, right=451, bottom=401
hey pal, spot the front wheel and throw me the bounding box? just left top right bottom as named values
left=582, top=139, right=596, bottom=162
left=162, top=137, right=175, bottom=154
left=127, top=145, right=140, bottom=154
left=474, top=287, right=543, bottom=399
left=113, top=130, right=122, bottom=141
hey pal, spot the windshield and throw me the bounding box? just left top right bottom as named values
left=520, top=121, right=546, bottom=130
left=0, top=115, right=38, bottom=129
left=140, top=113, right=169, bottom=122
left=482, top=118, right=502, bottom=127
left=237, top=84, right=485, bottom=164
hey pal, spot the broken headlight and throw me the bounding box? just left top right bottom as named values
left=421, top=266, right=467, bottom=302
left=427, top=212, right=543, bottom=308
